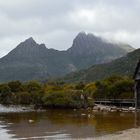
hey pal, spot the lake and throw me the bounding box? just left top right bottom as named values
left=0, top=109, right=140, bottom=140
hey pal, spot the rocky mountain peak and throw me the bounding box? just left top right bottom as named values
left=76, top=31, right=86, bottom=37
left=14, top=37, right=48, bottom=51
left=68, top=32, right=104, bottom=55
left=25, top=37, right=35, bottom=42
left=20, top=37, right=37, bottom=47
left=4, top=37, right=48, bottom=60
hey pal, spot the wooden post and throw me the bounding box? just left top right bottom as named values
left=134, top=82, right=137, bottom=111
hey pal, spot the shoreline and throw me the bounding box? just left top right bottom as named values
left=93, top=104, right=136, bottom=112
left=0, top=103, right=136, bottom=113
left=95, top=127, right=140, bottom=140
left=0, top=104, right=45, bottom=113
left=74, top=127, right=140, bottom=140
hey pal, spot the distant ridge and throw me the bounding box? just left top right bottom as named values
left=0, top=32, right=134, bottom=82
left=61, top=48, right=140, bottom=83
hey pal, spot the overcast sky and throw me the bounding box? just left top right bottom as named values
left=0, top=0, right=140, bottom=57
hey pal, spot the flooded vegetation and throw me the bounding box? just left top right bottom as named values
left=0, top=109, right=140, bottom=140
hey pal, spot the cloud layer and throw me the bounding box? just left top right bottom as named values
left=0, top=0, right=139, bottom=57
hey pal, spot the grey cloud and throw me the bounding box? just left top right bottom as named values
left=0, top=0, right=140, bottom=57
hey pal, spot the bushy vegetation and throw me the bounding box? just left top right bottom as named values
left=92, top=75, right=134, bottom=99
left=0, top=75, right=134, bottom=108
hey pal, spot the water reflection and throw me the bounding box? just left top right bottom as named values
left=0, top=110, right=140, bottom=139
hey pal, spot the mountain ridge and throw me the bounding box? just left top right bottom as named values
left=61, top=48, right=140, bottom=83
left=0, top=32, right=135, bottom=82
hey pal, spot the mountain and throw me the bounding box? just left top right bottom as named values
left=0, top=37, right=49, bottom=82
left=61, top=48, right=140, bottom=83
left=0, top=37, right=72, bottom=82
left=67, top=32, right=134, bottom=69
left=0, top=32, right=134, bottom=82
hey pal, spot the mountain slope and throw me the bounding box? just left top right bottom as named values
left=0, top=38, right=74, bottom=82
left=61, top=48, right=140, bottom=83
left=0, top=32, right=134, bottom=82
left=67, top=32, right=134, bottom=69
left=0, top=38, right=50, bottom=82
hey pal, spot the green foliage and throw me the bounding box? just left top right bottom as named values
left=0, top=75, right=135, bottom=108
left=108, top=79, right=134, bottom=99
left=16, top=92, right=31, bottom=105
left=26, top=81, right=42, bottom=93
left=8, top=81, right=22, bottom=92
left=75, top=82, right=85, bottom=90
left=0, top=84, right=12, bottom=104
left=43, top=90, right=93, bottom=108
left=91, top=76, right=134, bottom=99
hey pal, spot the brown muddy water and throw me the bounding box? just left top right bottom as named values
left=0, top=109, right=140, bottom=140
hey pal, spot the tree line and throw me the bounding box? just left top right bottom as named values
left=0, top=75, right=134, bottom=108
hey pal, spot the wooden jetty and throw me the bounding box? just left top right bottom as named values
left=94, top=99, right=135, bottom=107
